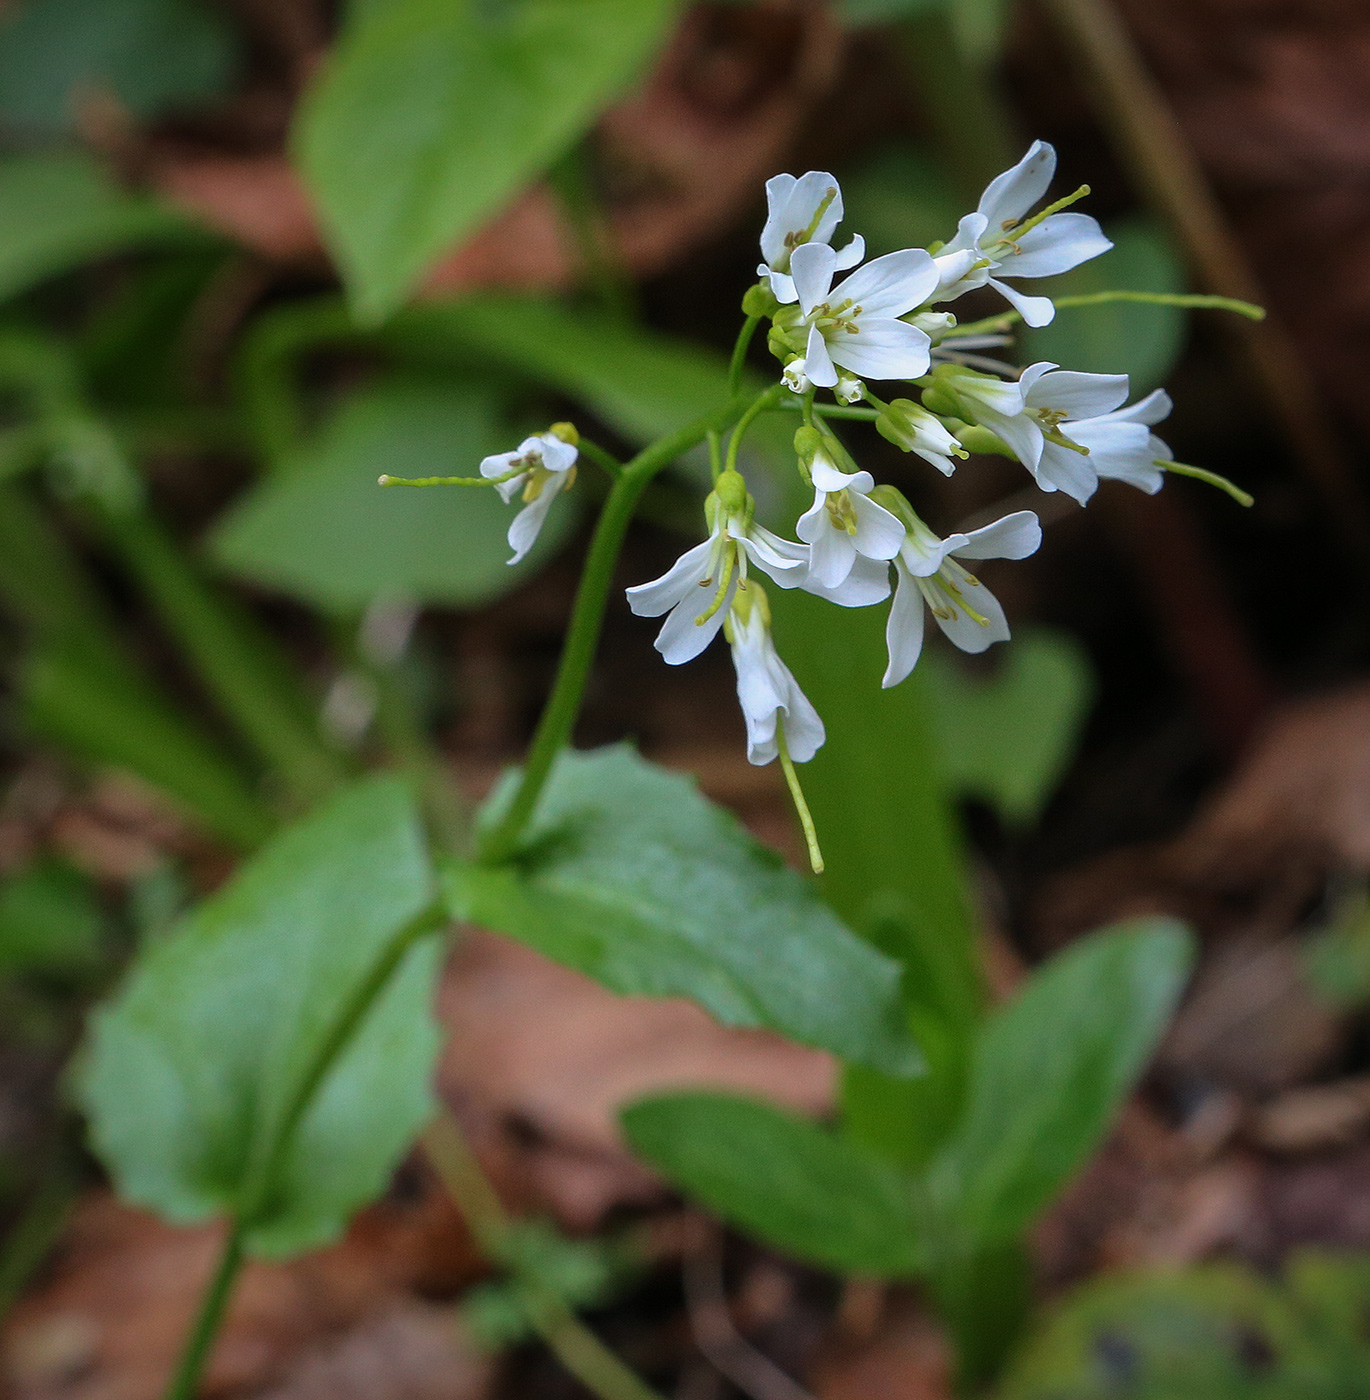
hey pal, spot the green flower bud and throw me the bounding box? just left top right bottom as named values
left=547, top=420, right=579, bottom=446
left=713, top=468, right=749, bottom=516
left=741, top=281, right=780, bottom=319
left=868, top=483, right=916, bottom=529
left=955, top=425, right=1017, bottom=459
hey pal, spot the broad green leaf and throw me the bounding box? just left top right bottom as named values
left=1023, top=217, right=1187, bottom=394
left=80, top=776, right=442, bottom=1256
left=381, top=297, right=800, bottom=508
left=769, top=590, right=978, bottom=1167
left=0, top=860, right=104, bottom=977
left=0, top=153, right=207, bottom=305
left=622, top=1093, right=926, bottom=1277
left=0, top=0, right=239, bottom=137
left=447, top=745, right=922, bottom=1076
left=930, top=919, right=1194, bottom=1249
left=211, top=377, right=577, bottom=611
left=294, top=0, right=680, bottom=323
left=921, top=629, right=1095, bottom=826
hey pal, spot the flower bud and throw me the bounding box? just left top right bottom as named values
left=742, top=281, right=781, bottom=319
left=713, top=468, right=750, bottom=517
left=547, top=421, right=579, bottom=446
left=955, top=425, right=1017, bottom=459
left=835, top=373, right=865, bottom=405
left=875, top=400, right=968, bottom=472
left=868, top=483, right=916, bottom=530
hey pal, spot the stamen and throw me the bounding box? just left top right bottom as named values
left=694, top=546, right=737, bottom=626
left=996, top=184, right=1091, bottom=245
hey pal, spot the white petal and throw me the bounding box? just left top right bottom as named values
left=832, top=248, right=939, bottom=318
left=916, top=448, right=959, bottom=477
left=927, top=565, right=1010, bottom=653
left=829, top=317, right=931, bottom=381
left=1003, top=213, right=1112, bottom=279
left=810, top=456, right=870, bottom=493
left=988, top=276, right=1057, bottom=327
left=625, top=539, right=715, bottom=616
left=795, top=490, right=827, bottom=545
left=480, top=448, right=522, bottom=480
left=1112, top=387, right=1173, bottom=428
left=975, top=405, right=1043, bottom=470
left=494, top=471, right=527, bottom=504
left=978, top=140, right=1055, bottom=231
left=656, top=584, right=733, bottom=664
left=765, top=268, right=799, bottom=304
left=898, top=524, right=960, bottom=577
left=833, top=233, right=865, bottom=271
left=1030, top=441, right=1098, bottom=504
left=1070, top=418, right=1163, bottom=492
left=802, top=322, right=839, bottom=388
left=742, top=527, right=811, bottom=587
left=505, top=486, right=560, bottom=565
left=952, top=510, right=1042, bottom=561
left=1027, top=368, right=1130, bottom=419
left=790, top=242, right=837, bottom=316
left=536, top=434, right=579, bottom=474
left=851, top=493, right=907, bottom=561
left=759, top=173, right=799, bottom=267
left=882, top=563, right=926, bottom=687
left=938, top=211, right=989, bottom=259
left=806, top=520, right=857, bottom=588
left=804, top=553, right=891, bottom=608
left=778, top=673, right=825, bottom=763
left=1015, top=361, right=1057, bottom=395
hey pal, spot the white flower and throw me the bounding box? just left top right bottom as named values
left=758, top=171, right=865, bottom=305
left=881, top=507, right=1042, bottom=687
left=788, top=241, right=940, bottom=389
left=794, top=433, right=904, bottom=590
left=931, top=141, right=1112, bottom=327
left=726, top=587, right=825, bottom=766
left=875, top=398, right=968, bottom=477
left=480, top=429, right=578, bottom=564
left=1066, top=389, right=1175, bottom=495
left=626, top=470, right=808, bottom=665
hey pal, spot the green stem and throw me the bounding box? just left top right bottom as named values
left=424, top=1115, right=667, bottom=1400
left=724, top=384, right=784, bottom=476
left=577, top=437, right=624, bottom=480
left=1165, top=460, right=1253, bottom=507
left=728, top=316, right=761, bottom=397
left=950, top=290, right=1266, bottom=341
left=475, top=395, right=758, bottom=865
left=163, top=1221, right=245, bottom=1400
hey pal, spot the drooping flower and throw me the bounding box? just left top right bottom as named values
left=871, top=489, right=1042, bottom=687
left=930, top=141, right=1112, bottom=327
left=787, top=241, right=940, bottom=389
left=1065, top=389, right=1175, bottom=495
left=480, top=426, right=579, bottom=564
left=758, top=171, right=865, bottom=305
left=875, top=398, right=969, bottom=476
left=793, top=428, right=905, bottom=591
left=725, top=585, right=825, bottom=766
left=625, top=470, right=808, bottom=665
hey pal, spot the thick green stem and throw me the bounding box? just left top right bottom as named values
left=424, top=1115, right=667, bottom=1400
left=728, top=316, right=761, bottom=396
left=163, top=1222, right=245, bottom=1400
left=474, top=395, right=758, bottom=865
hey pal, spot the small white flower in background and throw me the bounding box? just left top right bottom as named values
left=758, top=171, right=865, bottom=305
left=1066, top=389, right=1175, bottom=495
left=872, top=489, right=1042, bottom=687
left=480, top=425, right=579, bottom=564
left=726, top=586, right=825, bottom=766
left=875, top=398, right=968, bottom=477
left=931, top=140, right=1113, bottom=327
left=793, top=428, right=904, bottom=591
left=789, top=241, right=941, bottom=389
left=626, top=469, right=808, bottom=665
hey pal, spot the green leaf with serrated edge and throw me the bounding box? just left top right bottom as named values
left=294, top=0, right=679, bottom=324
left=446, top=746, right=922, bottom=1077
left=0, top=0, right=239, bottom=137
left=929, top=918, right=1194, bottom=1251
left=1023, top=217, right=1187, bottom=394
left=769, top=590, right=978, bottom=1168
left=0, top=153, right=209, bottom=305
left=921, top=628, right=1095, bottom=826
left=622, top=1094, right=926, bottom=1277
left=379, top=296, right=801, bottom=511
left=211, top=377, right=576, bottom=611
left=80, top=776, right=442, bottom=1257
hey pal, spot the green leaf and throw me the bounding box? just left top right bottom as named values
left=0, top=860, right=105, bottom=977
left=294, top=0, right=680, bottom=323
left=211, top=377, right=577, bottom=611
left=447, top=745, right=922, bottom=1076
left=930, top=918, right=1194, bottom=1249
left=0, top=153, right=207, bottom=305
left=80, top=776, right=442, bottom=1257
left=921, top=628, right=1095, bottom=826
left=0, top=0, right=239, bottom=137
left=1023, top=217, right=1187, bottom=393
left=622, top=1093, right=926, bottom=1277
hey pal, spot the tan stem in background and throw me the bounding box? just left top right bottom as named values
left=1038, top=0, right=1370, bottom=555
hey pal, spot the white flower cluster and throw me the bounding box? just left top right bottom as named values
left=480, top=144, right=1182, bottom=797
left=631, top=142, right=1176, bottom=775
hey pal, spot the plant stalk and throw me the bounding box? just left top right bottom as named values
left=474, top=393, right=761, bottom=865
left=163, top=1221, right=245, bottom=1400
